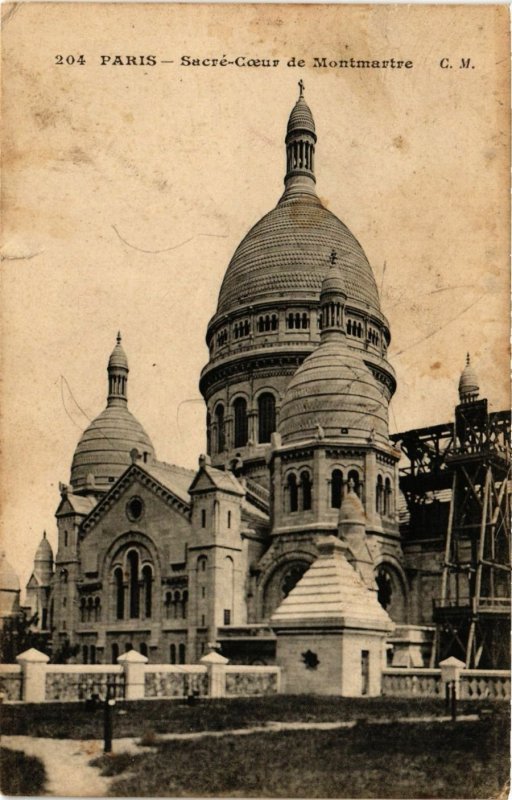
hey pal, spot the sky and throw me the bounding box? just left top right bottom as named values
left=1, top=3, right=509, bottom=592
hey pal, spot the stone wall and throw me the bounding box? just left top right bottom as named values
left=224, top=665, right=280, bottom=696
left=0, top=664, right=22, bottom=701
left=144, top=666, right=208, bottom=698
left=45, top=665, right=124, bottom=701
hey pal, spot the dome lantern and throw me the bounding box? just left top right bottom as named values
left=282, top=81, right=317, bottom=200
left=108, top=332, right=129, bottom=406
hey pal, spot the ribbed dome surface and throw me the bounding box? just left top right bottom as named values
left=216, top=195, right=381, bottom=316
left=35, top=534, right=53, bottom=562
left=459, top=359, right=479, bottom=398
left=279, top=340, right=388, bottom=444
left=70, top=405, right=155, bottom=491
left=287, top=96, right=315, bottom=135
left=109, top=343, right=128, bottom=370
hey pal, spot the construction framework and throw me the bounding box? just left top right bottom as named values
left=392, top=403, right=510, bottom=669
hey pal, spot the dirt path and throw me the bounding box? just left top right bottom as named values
left=1, top=735, right=111, bottom=797
left=1, top=715, right=480, bottom=796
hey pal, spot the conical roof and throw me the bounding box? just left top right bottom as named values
left=287, top=95, right=316, bottom=136
left=271, top=536, right=392, bottom=630
left=35, top=532, right=53, bottom=562
left=108, top=332, right=128, bottom=370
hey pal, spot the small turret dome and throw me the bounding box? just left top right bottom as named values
left=458, top=353, right=479, bottom=403
left=279, top=342, right=388, bottom=445
left=70, top=335, right=155, bottom=493
left=108, top=332, right=129, bottom=370
left=35, top=531, right=53, bottom=563
left=287, top=91, right=316, bottom=136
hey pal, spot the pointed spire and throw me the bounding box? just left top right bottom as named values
left=281, top=84, right=317, bottom=202
left=107, top=332, right=129, bottom=406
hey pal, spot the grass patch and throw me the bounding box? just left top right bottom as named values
left=0, top=695, right=497, bottom=739
left=0, top=747, right=46, bottom=796
left=97, top=716, right=510, bottom=798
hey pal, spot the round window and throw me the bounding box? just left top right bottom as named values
left=126, top=496, right=144, bottom=522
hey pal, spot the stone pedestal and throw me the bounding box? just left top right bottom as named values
left=200, top=650, right=229, bottom=697
left=118, top=649, right=148, bottom=699
left=16, top=648, right=50, bottom=703
left=270, top=536, right=394, bottom=696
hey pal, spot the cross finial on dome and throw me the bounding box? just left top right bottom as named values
left=466, top=352, right=470, bottom=366
left=117, top=331, right=122, bottom=345
left=298, top=79, right=305, bottom=98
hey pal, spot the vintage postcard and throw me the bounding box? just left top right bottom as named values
left=1, top=3, right=510, bottom=798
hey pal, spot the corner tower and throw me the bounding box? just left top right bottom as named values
left=200, top=85, right=395, bottom=489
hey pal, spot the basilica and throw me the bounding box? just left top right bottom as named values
left=22, top=85, right=507, bottom=668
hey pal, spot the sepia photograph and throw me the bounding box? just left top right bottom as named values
left=0, top=3, right=510, bottom=797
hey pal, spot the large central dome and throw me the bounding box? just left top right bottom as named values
left=216, top=193, right=381, bottom=317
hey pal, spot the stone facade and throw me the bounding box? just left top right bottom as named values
left=23, top=85, right=483, bottom=671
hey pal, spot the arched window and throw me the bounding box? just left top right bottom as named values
left=376, top=475, right=384, bottom=514
left=179, top=643, right=186, bottom=664
left=287, top=474, right=298, bottom=513
left=80, top=597, right=86, bottom=623
left=82, top=645, right=88, bottom=665
left=300, top=471, right=312, bottom=511
left=258, top=393, right=276, bottom=443
left=206, top=412, right=211, bottom=455
left=173, top=591, right=181, bottom=619
left=182, top=590, right=188, bottom=619
left=215, top=404, right=225, bottom=453
left=165, top=592, right=172, bottom=619
left=94, top=596, right=101, bottom=622
left=113, top=567, right=124, bottom=620
left=201, top=509, right=206, bottom=528
left=384, top=477, right=392, bottom=516
left=198, top=556, right=207, bottom=572
left=140, top=642, right=148, bottom=657
left=170, top=644, right=176, bottom=664
left=125, top=642, right=133, bottom=653
left=227, top=510, right=231, bottom=528
left=64, top=530, right=68, bottom=547
left=112, top=643, right=119, bottom=664
left=348, top=469, right=361, bottom=498
left=90, top=645, right=96, bottom=665
left=271, top=314, right=278, bottom=331
left=233, top=397, right=248, bottom=448
left=282, top=564, right=307, bottom=598
left=87, top=596, right=94, bottom=622
left=302, top=312, right=309, bottom=329
left=331, top=469, right=343, bottom=508
left=127, top=550, right=139, bottom=618
left=142, top=565, right=152, bottom=618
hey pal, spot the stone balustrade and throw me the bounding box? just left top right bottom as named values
left=0, top=649, right=281, bottom=703
left=382, top=664, right=510, bottom=701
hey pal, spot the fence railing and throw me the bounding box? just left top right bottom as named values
left=0, top=649, right=280, bottom=703
left=382, top=667, right=510, bottom=701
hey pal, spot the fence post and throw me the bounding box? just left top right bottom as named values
left=16, top=648, right=50, bottom=703
left=117, top=650, right=148, bottom=700
left=439, top=656, right=465, bottom=706
left=200, top=650, right=229, bottom=698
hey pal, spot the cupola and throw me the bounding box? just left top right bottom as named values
left=458, top=353, right=480, bottom=404
left=282, top=80, right=317, bottom=200
left=70, top=334, right=155, bottom=493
